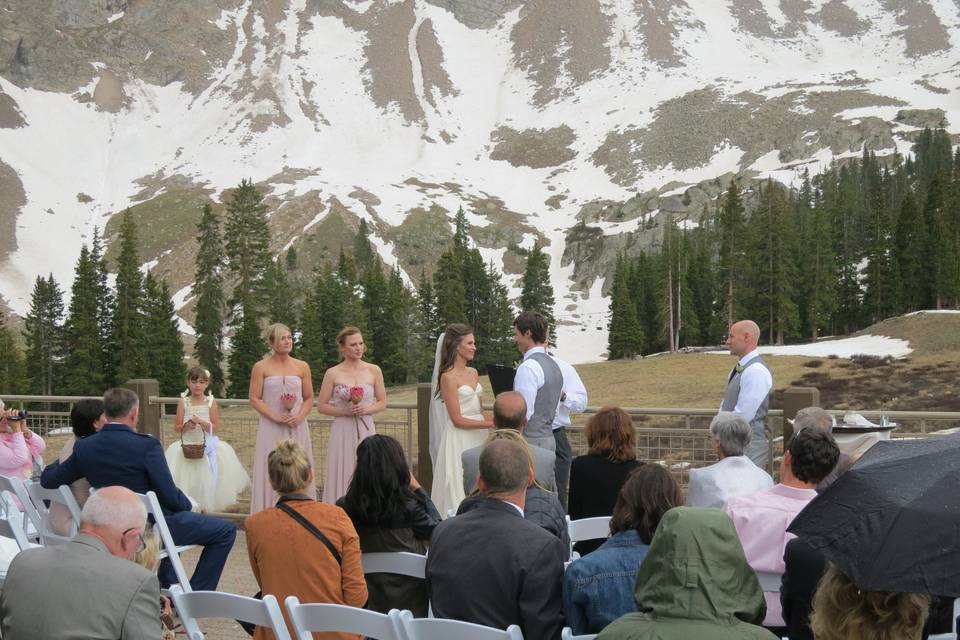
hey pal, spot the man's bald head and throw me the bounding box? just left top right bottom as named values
left=493, top=391, right=527, bottom=431
left=80, top=486, right=148, bottom=561
left=726, top=320, right=761, bottom=357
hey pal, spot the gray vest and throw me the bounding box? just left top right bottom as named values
left=721, top=356, right=771, bottom=440
left=524, top=352, right=563, bottom=441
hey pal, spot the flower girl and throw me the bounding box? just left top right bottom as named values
left=165, top=367, right=249, bottom=511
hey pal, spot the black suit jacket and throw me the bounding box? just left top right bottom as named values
left=426, top=498, right=565, bottom=640
left=781, top=537, right=825, bottom=640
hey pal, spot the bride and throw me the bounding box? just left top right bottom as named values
left=429, top=323, right=494, bottom=516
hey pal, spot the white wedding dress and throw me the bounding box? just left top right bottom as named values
left=430, top=383, right=490, bottom=517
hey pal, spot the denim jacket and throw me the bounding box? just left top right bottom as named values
left=563, top=530, right=649, bottom=634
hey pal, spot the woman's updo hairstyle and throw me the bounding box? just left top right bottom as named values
left=267, top=440, right=311, bottom=494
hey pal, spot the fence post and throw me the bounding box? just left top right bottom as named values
left=125, top=379, right=161, bottom=439
left=781, top=386, right=820, bottom=445
left=417, top=383, right=433, bottom=495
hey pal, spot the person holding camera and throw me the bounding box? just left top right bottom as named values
left=0, top=400, right=45, bottom=481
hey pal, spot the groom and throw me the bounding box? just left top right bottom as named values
left=513, top=311, right=587, bottom=508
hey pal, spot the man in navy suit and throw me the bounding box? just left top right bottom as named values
left=42, top=387, right=236, bottom=591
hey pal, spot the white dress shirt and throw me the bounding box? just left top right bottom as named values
left=722, top=349, right=773, bottom=422
left=514, top=347, right=587, bottom=430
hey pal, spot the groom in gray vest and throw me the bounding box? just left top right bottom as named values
left=722, top=319, right=773, bottom=469
left=513, top=311, right=580, bottom=508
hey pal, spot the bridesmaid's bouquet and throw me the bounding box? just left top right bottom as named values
left=280, top=392, right=297, bottom=414
left=336, top=384, right=369, bottom=439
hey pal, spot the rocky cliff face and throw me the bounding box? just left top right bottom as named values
left=1, top=0, right=958, bottom=360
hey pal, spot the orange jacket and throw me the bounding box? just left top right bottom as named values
left=246, top=499, right=368, bottom=640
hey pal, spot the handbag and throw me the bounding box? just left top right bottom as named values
left=239, top=497, right=343, bottom=635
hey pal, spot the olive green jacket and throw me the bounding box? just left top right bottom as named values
left=598, top=507, right=778, bottom=640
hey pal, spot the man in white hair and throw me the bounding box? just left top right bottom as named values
left=0, top=486, right=163, bottom=639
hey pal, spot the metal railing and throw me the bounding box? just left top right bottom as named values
left=7, top=393, right=959, bottom=514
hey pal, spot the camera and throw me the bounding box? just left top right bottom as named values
left=4, top=410, right=28, bottom=422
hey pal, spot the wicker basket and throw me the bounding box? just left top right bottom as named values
left=180, top=429, right=206, bottom=459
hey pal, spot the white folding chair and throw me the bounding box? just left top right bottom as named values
left=169, top=585, right=291, bottom=640
left=136, top=491, right=198, bottom=592
left=561, top=627, right=597, bottom=640
left=285, top=596, right=404, bottom=640
left=24, top=480, right=82, bottom=544
left=398, top=610, right=524, bottom=640
left=566, top=515, right=611, bottom=560
left=0, top=475, right=43, bottom=544
left=0, top=507, right=31, bottom=551
left=362, top=552, right=427, bottom=579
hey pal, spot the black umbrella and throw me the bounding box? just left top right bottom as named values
left=788, top=434, right=960, bottom=596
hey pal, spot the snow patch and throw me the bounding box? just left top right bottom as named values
left=708, top=335, right=913, bottom=359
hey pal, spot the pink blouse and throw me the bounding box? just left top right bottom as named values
left=0, top=431, right=46, bottom=480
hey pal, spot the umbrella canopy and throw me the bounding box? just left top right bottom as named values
left=788, top=434, right=960, bottom=596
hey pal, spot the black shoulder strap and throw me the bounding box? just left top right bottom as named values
left=276, top=502, right=342, bottom=565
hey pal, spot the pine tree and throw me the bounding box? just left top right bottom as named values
left=62, top=245, right=108, bottom=394
left=109, top=209, right=145, bottom=383
left=925, top=173, right=958, bottom=309
left=227, top=300, right=264, bottom=398
left=414, top=271, right=441, bottom=380
left=473, top=261, right=516, bottom=371
left=224, top=179, right=272, bottom=316
left=90, top=228, right=114, bottom=377
left=803, top=198, right=838, bottom=339
left=0, top=313, right=26, bottom=394
left=266, top=260, right=296, bottom=328
left=192, top=203, right=227, bottom=396
left=893, top=192, right=926, bottom=312
left=141, top=272, right=187, bottom=396
left=746, top=181, right=800, bottom=344
left=607, top=255, right=644, bottom=359
left=434, top=249, right=467, bottom=324
left=520, top=243, right=557, bottom=345
left=861, top=151, right=896, bottom=323
left=23, top=274, right=64, bottom=395
left=353, top=219, right=376, bottom=276
left=716, top=181, right=747, bottom=327
left=630, top=252, right=663, bottom=354
left=452, top=206, right=469, bottom=249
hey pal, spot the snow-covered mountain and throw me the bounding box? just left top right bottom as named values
left=1, top=0, right=959, bottom=363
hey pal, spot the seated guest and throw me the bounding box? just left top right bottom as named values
left=723, top=429, right=839, bottom=632
left=248, top=440, right=367, bottom=640
left=0, top=398, right=46, bottom=480
left=49, top=398, right=108, bottom=536
left=686, top=412, right=773, bottom=508
left=791, top=407, right=854, bottom=492
left=457, top=429, right=569, bottom=557
left=462, top=391, right=556, bottom=493
left=810, top=564, right=929, bottom=640
left=427, top=439, right=566, bottom=640
left=781, top=537, right=826, bottom=640
left=338, top=434, right=440, bottom=617
left=41, top=387, right=236, bottom=592
left=597, top=507, right=778, bottom=640
left=0, top=486, right=163, bottom=640
left=569, top=406, right=643, bottom=555
left=564, top=464, right=682, bottom=635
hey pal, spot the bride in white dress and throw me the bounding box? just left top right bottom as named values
left=429, top=324, right=494, bottom=516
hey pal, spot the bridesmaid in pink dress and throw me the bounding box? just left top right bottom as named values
left=316, top=326, right=387, bottom=503
left=249, top=323, right=316, bottom=515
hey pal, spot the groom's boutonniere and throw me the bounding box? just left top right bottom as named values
left=734, top=364, right=745, bottom=374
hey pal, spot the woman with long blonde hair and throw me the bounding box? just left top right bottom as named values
left=249, top=323, right=316, bottom=514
